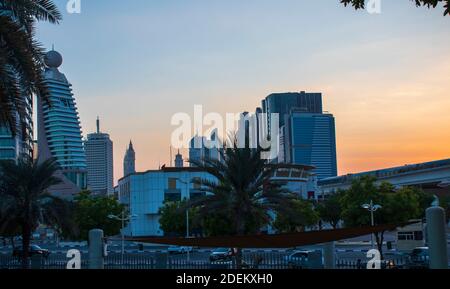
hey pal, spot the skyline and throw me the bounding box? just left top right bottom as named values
left=36, top=0, right=450, bottom=183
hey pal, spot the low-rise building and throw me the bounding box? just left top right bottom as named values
left=318, top=158, right=450, bottom=198
left=118, top=167, right=215, bottom=237
left=118, top=163, right=317, bottom=237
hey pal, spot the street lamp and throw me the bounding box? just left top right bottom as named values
left=108, top=211, right=137, bottom=268
left=361, top=200, right=382, bottom=249
left=175, top=178, right=190, bottom=238
left=175, top=178, right=191, bottom=262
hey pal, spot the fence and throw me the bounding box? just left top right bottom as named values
left=0, top=252, right=417, bottom=270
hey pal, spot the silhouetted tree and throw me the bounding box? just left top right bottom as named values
left=341, top=0, right=449, bottom=16
left=0, top=158, right=73, bottom=268
left=0, top=0, right=61, bottom=134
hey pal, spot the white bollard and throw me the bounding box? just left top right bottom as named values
left=88, top=229, right=104, bottom=269
left=426, top=207, right=448, bottom=269
left=323, top=242, right=336, bottom=269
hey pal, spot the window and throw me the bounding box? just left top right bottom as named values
left=168, top=178, right=177, bottom=189
left=414, top=231, right=423, bottom=241
left=193, top=177, right=201, bottom=189
left=164, top=193, right=181, bottom=202
left=398, top=232, right=414, bottom=241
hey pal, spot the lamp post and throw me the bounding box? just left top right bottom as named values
left=108, top=211, right=137, bottom=268
left=176, top=178, right=191, bottom=261
left=361, top=200, right=382, bottom=249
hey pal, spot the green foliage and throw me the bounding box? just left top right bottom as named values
left=316, top=191, right=344, bottom=229
left=0, top=158, right=72, bottom=267
left=272, top=198, right=319, bottom=233
left=158, top=200, right=200, bottom=236
left=188, top=139, right=299, bottom=268
left=0, top=0, right=61, bottom=133
left=341, top=0, right=450, bottom=15
left=200, top=212, right=235, bottom=237
left=189, top=139, right=298, bottom=237
left=73, top=191, right=124, bottom=240
left=340, top=176, right=430, bottom=257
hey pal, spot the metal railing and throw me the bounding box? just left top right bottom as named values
left=0, top=252, right=424, bottom=270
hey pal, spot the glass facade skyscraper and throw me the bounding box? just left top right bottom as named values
left=261, top=91, right=337, bottom=179
left=0, top=95, right=34, bottom=162
left=37, top=50, right=87, bottom=197
left=262, top=91, right=323, bottom=133
left=284, top=112, right=337, bottom=179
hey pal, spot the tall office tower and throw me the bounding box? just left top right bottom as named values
left=262, top=91, right=322, bottom=135
left=208, top=129, right=221, bottom=161
left=0, top=96, right=33, bottom=162
left=85, top=117, right=114, bottom=195
left=189, top=135, right=209, bottom=167
left=123, top=141, right=136, bottom=177
left=174, top=150, right=184, bottom=168
left=237, top=108, right=264, bottom=149
left=37, top=49, right=87, bottom=198
left=283, top=111, right=337, bottom=179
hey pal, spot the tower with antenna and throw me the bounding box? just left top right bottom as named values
left=85, top=117, right=114, bottom=195
left=124, top=140, right=136, bottom=177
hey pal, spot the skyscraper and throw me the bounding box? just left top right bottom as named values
left=37, top=49, right=87, bottom=198
left=85, top=117, right=114, bottom=195
left=189, top=135, right=208, bottom=167
left=174, top=150, right=183, bottom=168
left=262, top=91, right=323, bottom=133
left=260, top=91, right=337, bottom=178
left=123, top=141, right=136, bottom=177
left=0, top=96, right=34, bottom=162
left=283, top=111, right=337, bottom=179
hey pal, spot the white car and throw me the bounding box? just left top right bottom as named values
left=284, top=250, right=324, bottom=269
left=167, top=246, right=193, bottom=254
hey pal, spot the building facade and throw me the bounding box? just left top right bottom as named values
left=318, top=158, right=450, bottom=198
left=189, top=135, right=209, bottom=167
left=117, top=163, right=317, bottom=237
left=259, top=91, right=337, bottom=179
left=37, top=50, right=87, bottom=198
left=85, top=118, right=114, bottom=195
left=283, top=111, right=338, bottom=179
left=262, top=91, right=323, bottom=134
left=118, top=167, right=215, bottom=237
left=0, top=96, right=34, bottom=162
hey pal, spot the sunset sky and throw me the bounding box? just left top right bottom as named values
left=37, top=0, right=450, bottom=184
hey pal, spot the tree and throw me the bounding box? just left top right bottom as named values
left=0, top=158, right=73, bottom=268
left=316, top=191, right=344, bottom=229
left=200, top=212, right=235, bottom=237
left=73, top=191, right=124, bottom=240
left=158, top=200, right=200, bottom=237
left=0, top=0, right=61, bottom=134
left=340, top=176, right=427, bottom=258
left=189, top=139, right=297, bottom=268
left=341, top=0, right=450, bottom=16
left=272, top=198, right=319, bottom=233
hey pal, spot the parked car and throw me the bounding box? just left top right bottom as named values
left=284, top=250, right=324, bottom=269
left=209, top=248, right=234, bottom=262
left=408, top=247, right=429, bottom=268
left=167, top=246, right=193, bottom=254
left=13, top=245, right=50, bottom=258
left=358, top=259, right=398, bottom=269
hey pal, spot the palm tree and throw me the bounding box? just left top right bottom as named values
left=0, top=0, right=61, bottom=134
left=189, top=140, right=297, bottom=268
left=0, top=157, right=73, bottom=268
left=341, top=0, right=449, bottom=16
